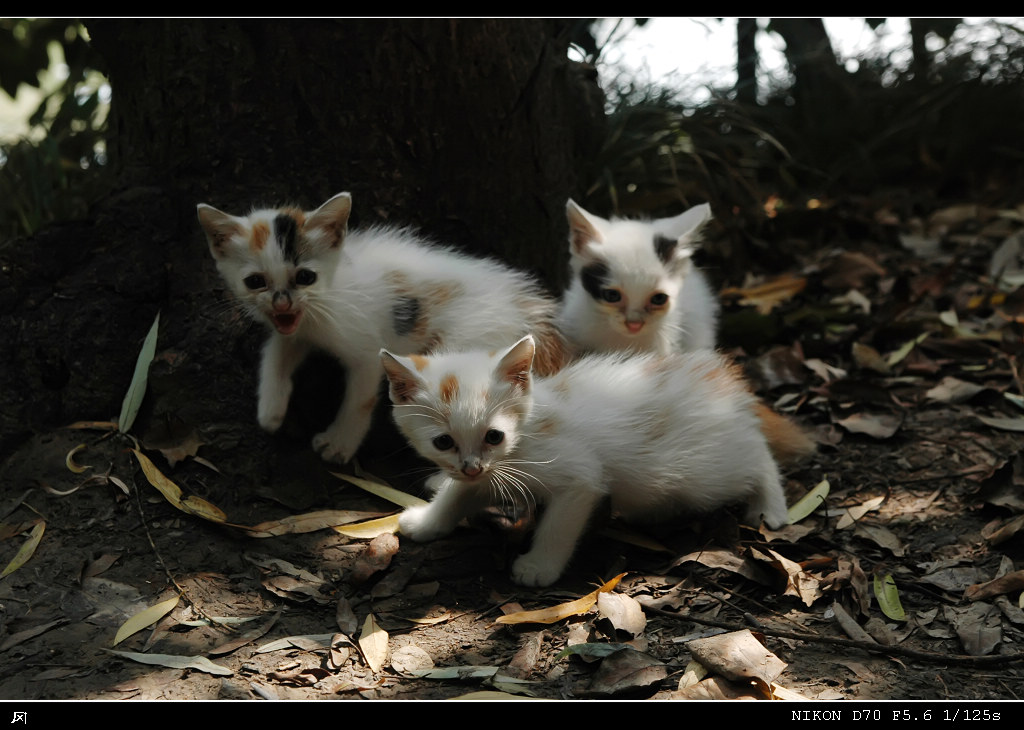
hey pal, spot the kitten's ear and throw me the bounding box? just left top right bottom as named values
left=305, top=192, right=353, bottom=249
left=654, top=203, right=712, bottom=247
left=566, top=200, right=605, bottom=255
left=495, top=335, right=536, bottom=392
left=197, top=204, right=243, bottom=260
left=380, top=349, right=426, bottom=404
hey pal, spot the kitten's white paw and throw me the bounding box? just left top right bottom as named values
left=398, top=505, right=450, bottom=542
left=312, top=428, right=358, bottom=464
left=511, top=553, right=563, bottom=588
left=257, top=396, right=289, bottom=433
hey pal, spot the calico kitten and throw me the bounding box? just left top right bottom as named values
left=381, top=335, right=789, bottom=587
left=558, top=199, right=815, bottom=465
left=197, top=192, right=568, bottom=463
left=558, top=199, right=719, bottom=355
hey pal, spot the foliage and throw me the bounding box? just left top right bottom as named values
left=584, top=18, right=1024, bottom=225
left=0, top=19, right=109, bottom=239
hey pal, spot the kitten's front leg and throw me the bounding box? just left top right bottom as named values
left=312, top=357, right=382, bottom=463
left=512, top=487, right=603, bottom=588
left=399, top=475, right=487, bottom=542
left=257, top=335, right=311, bottom=433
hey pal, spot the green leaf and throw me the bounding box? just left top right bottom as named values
left=118, top=311, right=160, bottom=433
left=787, top=478, right=830, bottom=524
left=873, top=573, right=907, bottom=621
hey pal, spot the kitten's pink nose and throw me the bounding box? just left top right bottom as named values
left=272, top=291, right=293, bottom=312
left=462, top=464, right=483, bottom=477
left=626, top=320, right=644, bottom=333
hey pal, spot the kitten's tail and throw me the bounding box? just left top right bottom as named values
left=531, top=321, right=573, bottom=377
left=755, top=403, right=816, bottom=467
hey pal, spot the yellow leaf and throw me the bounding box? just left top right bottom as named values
left=720, top=275, right=806, bottom=315
left=873, top=573, right=907, bottom=621
left=132, top=449, right=228, bottom=524
left=0, top=521, right=45, bottom=579
left=65, top=444, right=92, bottom=474
left=331, top=472, right=427, bottom=508
left=333, top=514, right=401, bottom=539
left=495, top=573, right=626, bottom=625
left=180, top=496, right=227, bottom=523
left=113, top=595, right=180, bottom=646
left=358, top=614, right=388, bottom=674
left=133, top=448, right=183, bottom=507
left=787, top=478, right=830, bottom=524
left=247, top=510, right=389, bottom=537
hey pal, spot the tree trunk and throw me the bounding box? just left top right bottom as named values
left=0, top=19, right=604, bottom=462
left=769, top=18, right=844, bottom=107
left=735, top=18, right=758, bottom=105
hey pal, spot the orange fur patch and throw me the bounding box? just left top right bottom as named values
left=408, top=354, right=429, bottom=372
left=439, top=374, right=460, bottom=404
left=754, top=403, right=816, bottom=466
left=251, top=221, right=270, bottom=252
left=531, top=323, right=571, bottom=377
left=281, top=207, right=306, bottom=227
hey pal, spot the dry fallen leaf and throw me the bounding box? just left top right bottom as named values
left=686, top=629, right=787, bottom=686
left=331, top=472, right=427, bottom=508
left=113, top=594, right=180, bottom=646
left=246, top=509, right=387, bottom=538
left=495, top=573, right=626, bottom=625
left=105, top=648, right=232, bottom=676
left=332, top=514, right=401, bottom=539
left=358, top=613, right=389, bottom=673
left=1, top=521, right=45, bottom=579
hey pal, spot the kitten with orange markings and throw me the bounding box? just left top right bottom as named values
left=197, top=193, right=568, bottom=463
left=381, top=335, right=788, bottom=587
left=558, top=199, right=815, bottom=466
left=558, top=199, right=719, bottom=355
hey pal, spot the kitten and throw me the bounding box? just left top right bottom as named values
left=381, top=335, right=789, bottom=587
left=558, top=199, right=719, bottom=355
left=558, top=199, right=815, bottom=466
left=197, top=192, right=568, bottom=463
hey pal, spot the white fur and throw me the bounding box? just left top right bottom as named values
left=381, top=336, right=788, bottom=587
left=198, top=192, right=561, bottom=463
left=559, top=200, right=719, bottom=355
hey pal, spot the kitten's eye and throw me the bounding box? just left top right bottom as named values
left=650, top=292, right=669, bottom=306
left=484, top=429, right=504, bottom=445
left=243, top=274, right=267, bottom=290
left=600, top=288, right=621, bottom=303
left=295, top=269, right=317, bottom=286
left=432, top=434, right=455, bottom=451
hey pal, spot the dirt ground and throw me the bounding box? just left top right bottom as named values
left=1, top=200, right=1023, bottom=703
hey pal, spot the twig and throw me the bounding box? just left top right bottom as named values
left=131, top=471, right=236, bottom=633
left=641, top=602, right=1024, bottom=667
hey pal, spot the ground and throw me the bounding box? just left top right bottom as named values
left=0, top=198, right=1023, bottom=703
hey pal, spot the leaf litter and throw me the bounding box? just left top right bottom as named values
left=4, top=198, right=1024, bottom=701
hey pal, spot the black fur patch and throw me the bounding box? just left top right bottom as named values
left=580, top=261, right=610, bottom=301
left=654, top=234, right=677, bottom=265
left=392, top=296, right=421, bottom=337
left=274, top=214, right=300, bottom=262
